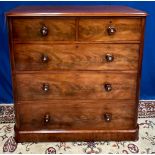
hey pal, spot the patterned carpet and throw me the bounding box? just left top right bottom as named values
left=0, top=101, right=155, bottom=154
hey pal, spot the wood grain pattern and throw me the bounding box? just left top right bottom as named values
left=12, top=17, right=76, bottom=41
left=15, top=72, right=137, bottom=101
left=14, top=43, right=139, bottom=71
left=7, top=5, right=147, bottom=142
left=15, top=127, right=139, bottom=142
left=135, top=17, right=147, bottom=125
left=16, top=100, right=137, bottom=131
left=6, top=6, right=147, bottom=17
left=79, top=18, right=142, bottom=41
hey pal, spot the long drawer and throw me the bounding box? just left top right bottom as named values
left=79, top=17, right=142, bottom=41
left=15, top=72, right=137, bottom=101
left=16, top=100, right=137, bottom=131
left=14, top=44, right=139, bottom=71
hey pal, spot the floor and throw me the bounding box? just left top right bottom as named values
left=0, top=101, right=155, bottom=154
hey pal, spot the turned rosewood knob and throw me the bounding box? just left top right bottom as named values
left=103, top=113, right=112, bottom=122
left=107, top=26, right=116, bottom=35
left=105, top=54, right=114, bottom=62
left=104, top=83, right=112, bottom=92
left=44, top=114, right=50, bottom=124
left=40, top=25, right=48, bottom=36
left=42, top=83, right=49, bottom=92
left=41, top=54, right=49, bottom=63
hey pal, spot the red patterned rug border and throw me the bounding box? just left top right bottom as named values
left=0, top=101, right=155, bottom=123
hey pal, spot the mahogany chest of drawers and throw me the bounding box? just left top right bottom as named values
left=7, top=6, right=147, bottom=142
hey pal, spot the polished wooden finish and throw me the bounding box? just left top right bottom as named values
left=7, top=6, right=147, bottom=142
left=12, top=17, right=76, bottom=41
left=15, top=72, right=137, bottom=100
left=15, top=127, right=139, bottom=142
left=6, top=6, right=147, bottom=17
left=14, top=44, right=139, bottom=71
left=79, top=18, right=141, bottom=41
left=16, top=100, right=136, bottom=130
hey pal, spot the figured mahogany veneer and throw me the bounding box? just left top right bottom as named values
left=14, top=44, right=139, bottom=71
left=79, top=18, right=142, bottom=41
left=16, top=100, right=136, bottom=131
left=7, top=5, right=147, bottom=142
left=12, top=17, right=76, bottom=41
left=15, top=72, right=137, bottom=101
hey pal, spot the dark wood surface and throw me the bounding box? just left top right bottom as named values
left=15, top=72, right=137, bottom=100
left=135, top=17, right=147, bottom=125
left=79, top=17, right=141, bottom=41
left=12, top=17, right=142, bottom=42
left=6, top=6, right=147, bottom=17
left=16, top=100, right=137, bottom=131
left=7, top=5, right=147, bottom=142
left=12, top=17, right=76, bottom=41
left=14, top=43, right=139, bottom=71
left=15, top=127, right=139, bottom=142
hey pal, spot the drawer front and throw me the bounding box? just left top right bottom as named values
left=79, top=18, right=141, bottom=41
left=15, top=72, right=137, bottom=101
left=14, top=44, right=139, bottom=71
left=17, top=100, right=136, bottom=130
left=12, top=18, right=75, bottom=41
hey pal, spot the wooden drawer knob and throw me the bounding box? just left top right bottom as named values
left=44, top=114, right=50, bottom=124
left=107, top=26, right=116, bottom=35
left=40, top=25, right=48, bottom=36
left=103, top=113, right=112, bottom=122
left=105, top=54, right=114, bottom=62
left=42, top=83, right=49, bottom=92
left=104, top=83, right=112, bottom=92
left=41, top=54, right=49, bottom=63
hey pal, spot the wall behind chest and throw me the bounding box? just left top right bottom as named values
left=0, top=1, right=154, bottom=103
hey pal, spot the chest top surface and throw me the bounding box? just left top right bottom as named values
left=6, top=5, right=147, bottom=17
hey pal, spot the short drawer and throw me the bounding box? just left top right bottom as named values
left=14, top=44, right=139, bottom=71
left=79, top=18, right=141, bottom=41
left=16, top=100, right=137, bottom=130
left=12, top=17, right=76, bottom=41
left=15, top=72, right=137, bottom=101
